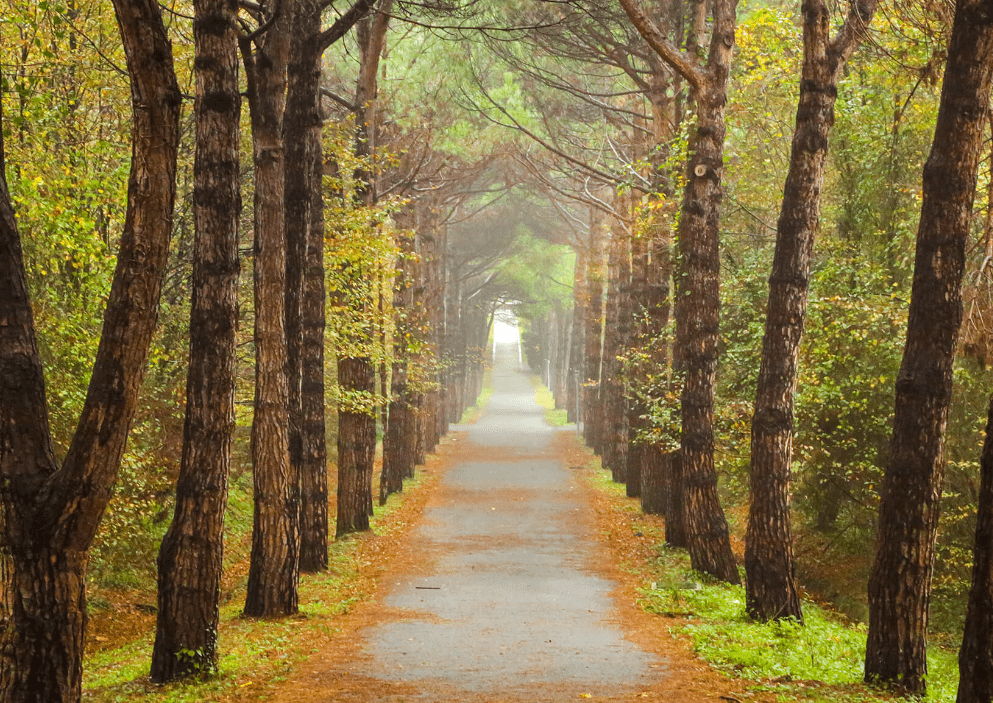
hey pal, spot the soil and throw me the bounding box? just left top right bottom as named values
left=263, top=346, right=772, bottom=703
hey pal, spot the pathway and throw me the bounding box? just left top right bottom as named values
left=277, top=341, right=676, bottom=701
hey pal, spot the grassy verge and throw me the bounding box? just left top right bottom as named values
left=83, top=467, right=434, bottom=703
left=529, top=377, right=958, bottom=703
left=529, top=374, right=569, bottom=426
left=458, top=366, right=495, bottom=424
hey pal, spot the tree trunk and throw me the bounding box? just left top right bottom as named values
left=866, top=3, right=993, bottom=693
left=623, top=0, right=742, bottom=584
left=151, top=0, right=240, bottom=679
left=283, top=0, right=328, bottom=573
left=958, top=397, right=993, bottom=703
left=626, top=226, right=649, bottom=498
left=241, top=4, right=298, bottom=618
left=336, top=357, right=376, bottom=537
left=334, top=0, right=393, bottom=534
left=0, top=0, right=180, bottom=696
left=746, top=0, right=876, bottom=624
left=568, top=247, right=587, bottom=425
left=583, top=218, right=605, bottom=453
left=602, top=217, right=631, bottom=483
left=381, top=230, right=415, bottom=503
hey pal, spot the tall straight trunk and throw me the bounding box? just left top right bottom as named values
left=283, top=0, right=328, bottom=573
left=583, top=219, right=605, bottom=452
left=621, top=0, right=739, bottom=584
left=381, top=231, right=415, bottom=503
left=241, top=3, right=298, bottom=618
left=958, top=397, right=993, bottom=703
left=866, top=3, right=993, bottom=693
left=151, top=0, right=240, bottom=679
left=336, top=357, right=376, bottom=536
left=568, top=247, right=587, bottom=424
left=746, top=0, right=876, bottom=624
left=299, top=125, right=328, bottom=571
left=0, top=2, right=180, bottom=697
left=335, top=0, right=393, bottom=534
left=602, top=218, right=631, bottom=483
left=626, top=229, right=649, bottom=499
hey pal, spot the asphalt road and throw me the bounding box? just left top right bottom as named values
left=353, top=341, right=667, bottom=700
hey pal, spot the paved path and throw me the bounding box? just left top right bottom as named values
left=348, top=342, right=667, bottom=700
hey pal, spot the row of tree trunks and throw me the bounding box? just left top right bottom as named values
left=0, top=0, right=182, bottom=697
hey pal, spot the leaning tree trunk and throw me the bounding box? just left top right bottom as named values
left=151, top=0, right=240, bottom=679
left=866, top=2, right=993, bottom=693
left=0, top=1, right=180, bottom=697
left=958, top=396, right=993, bottom=703
left=746, top=0, right=876, bottom=624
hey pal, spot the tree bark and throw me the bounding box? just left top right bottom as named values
left=241, top=2, right=298, bottom=618
left=583, top=218, right=605, bottom=453
left=746, top=0, right=876, bottom=625
left=0, top=0, right=180, bottom=696
left=381, top=230, right=415, bottom=503
left=602, top=216, right=631, bottom=483
left=621, top=0, right=739, bottom=584
left=958, top=396, right=993, bottom=703
left=283, top=0, right=328, bottom=573
left=866, top=1, right=993, bottom=693
left=151, top=0, right=240, bottom=679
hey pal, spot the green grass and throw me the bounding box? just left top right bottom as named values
left=530, top=375, right=570, bottom=426
left=458, top=367, right=495, bottom=424
left=83, top=469, right=432, bottom=703
left=579, top=455, right=961, bottom=703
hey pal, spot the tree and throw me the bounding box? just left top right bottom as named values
left=958, top=398, right=993, bottom=703
left=335, top=0, right=393, bottom=538
left=151, top=0, right=241, bottom=679
left=745, top=0, right=878, bottom=624
left=241, top=0, right=298, bottom=617
left=865, top=0, right=993, bottom=691
left=619, top=0, right=740, bottom=584
left=0, top=0, right=181, bottom=697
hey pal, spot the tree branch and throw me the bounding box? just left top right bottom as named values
left=618, top=0, right=705, bottom=91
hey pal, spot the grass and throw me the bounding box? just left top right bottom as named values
left=571, top=433, right=961, bottom=703
left=529, top=374, right=570, bottom=426
left=82, top=468, right=433, bottom=703
left=458, top=367, right=495, bottom=424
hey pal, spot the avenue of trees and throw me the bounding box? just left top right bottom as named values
left=3, top=0, right=993, bottom=701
